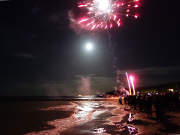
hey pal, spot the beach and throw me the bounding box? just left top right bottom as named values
left=0, top=99, right=180, bottom=135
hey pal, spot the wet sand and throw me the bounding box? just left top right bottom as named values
left=1, top=100, right=180, bottom=135
left=0, top=101, right=73, bottom=135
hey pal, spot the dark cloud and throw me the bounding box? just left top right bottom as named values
left=117, top=66, right=180, bottom=75
left=115, top=66, right=180, bottom=87
left=14, top=53, right=36, bottom=59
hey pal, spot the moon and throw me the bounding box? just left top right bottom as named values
left=85, top=42, right=94, bottom=51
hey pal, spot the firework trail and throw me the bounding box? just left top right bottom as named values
left=126, top=72, right=132, bottom=95
left=107, top=32, right=124, bottom=91
left=129, top=75, right=136, bottom=95
left=70, top=0, right=141, bottom=31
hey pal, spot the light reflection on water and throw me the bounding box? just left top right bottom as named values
left=73, top=101, right=139, bottom=134
left=93, top=128, right=106, bottom=134
left=74, top=102, right=99, bottom=120
left=128, top=113, right=134, bottom=122
left=24, top=100, right=141, bottom=135
left=127, top=125, right=138, bottom=134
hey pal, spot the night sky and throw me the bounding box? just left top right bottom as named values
left=0, top=0, right=179, bottom=96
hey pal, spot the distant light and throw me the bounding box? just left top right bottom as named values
left=134, top=4, right=139, bottom=8
left=85, top=42, right=93, bottom=51
left=168, top=89, right=174, bottom=92
left=134, top=14, right=139, bottom=19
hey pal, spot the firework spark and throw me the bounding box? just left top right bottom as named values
left=75, top=0, right=141, bottom=31
left=129, top=75, right=136, bottom=95
left=126, top=72, right=132, bottom=95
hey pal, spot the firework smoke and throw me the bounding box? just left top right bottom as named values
left=79, top=76, right=92, bottom=95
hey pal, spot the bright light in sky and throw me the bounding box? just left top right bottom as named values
left=94, top=0, right=111, bottom=13
left=85, top=42, right=93, bottom=51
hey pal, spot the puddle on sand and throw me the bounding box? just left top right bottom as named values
left=93, top=128, right=106, bottom=134
left=98, top=123, right=138, bottom=135
left=102, top=113, right=138, bottom=135
left=76, top=111, right=138, bottom=135
left=124, top=113, right=138, bottom=134
left=128, top=113, right=134, bottom=123
left=126, top=113, right=138, bottom=134
left=126, top=125, right=138, bottom=134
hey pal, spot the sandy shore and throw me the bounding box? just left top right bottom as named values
left=1, top=100, right=180, bottom=135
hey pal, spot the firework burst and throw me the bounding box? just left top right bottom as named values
left=74, top=0, right=141, bottom=31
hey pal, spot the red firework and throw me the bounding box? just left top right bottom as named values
left=75, top=0, right=141, bottom=31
